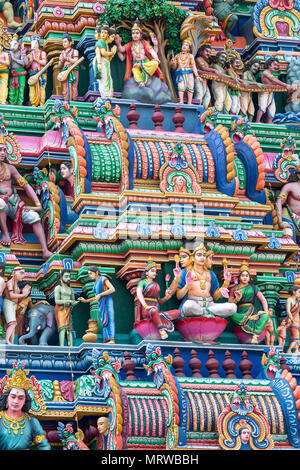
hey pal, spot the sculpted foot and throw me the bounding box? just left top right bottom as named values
left=0, top=233, right=11, bottom=246
left=42, top=249, right=53, bottom=260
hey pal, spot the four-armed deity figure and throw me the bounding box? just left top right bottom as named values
left=115, top=19, right=162, bottom=88
left=175, top=243, right=237, bottom=319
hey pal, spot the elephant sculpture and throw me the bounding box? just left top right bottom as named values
left=19, top=303, right=57, bottom=346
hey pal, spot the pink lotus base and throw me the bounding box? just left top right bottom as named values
left=134, top=320, right=161, bottom=340
left=234, top=326, right=266, bottom=344
left=176, top=317, right=227, bottom=343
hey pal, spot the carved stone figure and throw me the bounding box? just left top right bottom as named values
left=97, top=416, right=110, bottom=450
left=212, top=0, right=239, bottom=42
left=256, top=58, right=293, bottom=123
left=58, top=33, right=80, bottom=102
left=26, top=35, right=48, bottom=107
left=0, top=41, right=9, bottom=105
left=0, top=135, right=52, bottom=259
left=240, top=60, right=263, bottom=121
left=285, top=284, right=300, bottom=354
left=228, top=262, right=270, bottom=344
left=195, top=44, right=221, bottom=108
left=0, top=363, right=51, bottom=450
left=54, top=269, right=79, bottom=347
left=136, top=259, right=181, bottom=340
left=275, top=165, right=300, bottom=239
left=60, top=161, right=74, bottom=198
left=78, top=266, right=116, bottom=344
left=211, top=51, right=232, bottom=113
left=94, top=24, right=117, bottom=99
left=18, top=303, right=56, bottom=346
left=3, top=267, right=31, bottom=344
left=0, top=2, right=20, bottom=29
left=8, top=34, right=27, bottom=106
left=176, top=243, right=236, bottom=319
left=170, top=38, right=201, bottom=105
left=0, top=261, right=5, bottom=338
left=276, top=317, right=288, bottom=348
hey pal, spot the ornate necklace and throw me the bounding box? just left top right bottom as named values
left=0, top=162, right=7, bottom=183
left=179, top=52, right=189, bottom=67
left=194, top=271, right=208, bottom=290
left=3, top=412, right=27, bottom=435
left=132, top=41, right=141, bottom=60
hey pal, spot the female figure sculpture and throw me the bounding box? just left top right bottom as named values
left=94, top=24, right=117, bottom=98
left=78, top=266, right=116, bottom=344
left=60, top=161, right=74, bottom=198
left=27, top=35, right=48, bottom=107
left=229, top=262, right=270, bottom=344
left=136, top=259, right=181, bottom=340
left=0, top=364, right=50, bottom=450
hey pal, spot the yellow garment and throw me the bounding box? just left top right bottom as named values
left=0, top=71, right=8, bottom=104
left=132, top=59, right=158, bottom=85
left=29, top=73, right=47, bottom=107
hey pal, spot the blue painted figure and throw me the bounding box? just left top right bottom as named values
left=79, top=266, right=116, bottom=344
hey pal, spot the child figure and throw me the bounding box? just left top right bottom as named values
left=265, top=309, right=276, bottom=346
left=276, top=318, right=288, bottom=349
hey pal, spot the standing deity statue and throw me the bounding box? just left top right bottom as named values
left=176, top=244, right=236, bottom=319
left=0, top=134, right=52, bottom=258
left=115, top=19, right=163, bottom=88
left=170, top=38, right=201, bottom=105
left=26, top=35, right=48, bottom=107
left=0, top=363, right=51, bottom=450
left=275, top=165, right=300, bottom=239
left=58, top=33, right=80, bottom=102
left=3, top=266, right=31, bottom=344
left=195, top=44, right=221, bottom=109
left=54, top=269, right=79, bottom=347
left=8, top=34, right=28, bottom=106
left=228, top=262, right=270, bottom=344
left=276, top=317, right=288, bottom=349
left=0, top=262, right=5, bottom=338
left=94, top=24, right=117, bottom=98
left=78, top=266, right=116, bottom=344
left=0, top=41, right=10, bottom=105
left=211, top=51, right=232, bottom=113
left=136, top=259, right=182, bottom=340
left=285, top=284, right=300, bottom=354
left=240, top=60, right=263, bottom=121
left=256, top=58, right=293, bottom=124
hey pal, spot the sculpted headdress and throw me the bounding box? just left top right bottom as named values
left=192, top=243, right=207, bottom=256
left=239, top=261, right=250, bottom=274
left=145, top=257, right=156, bottom=271
left=132, top=18, right=142, bottom=32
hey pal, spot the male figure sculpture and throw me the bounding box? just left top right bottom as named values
left=0, top=135, right=52, bottom=259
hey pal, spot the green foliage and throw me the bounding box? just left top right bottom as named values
left=99, top=0, right=187, bottom=53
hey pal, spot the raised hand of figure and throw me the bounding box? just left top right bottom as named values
left=234, top=289, right=242, bottom=302
left=185, top=270, right=195, bottom=287
left=220, top=287, right=229, bottom=298
left=150, top=33, right=158, bottom=45
left=115, top=34, right=121, bottom=45
left=165, top=288, right=172, bottom=300
left=173, top=263, right=181, bottom=279
left=111, top=45, right=117, bottom=56
left=78, top=297, right=87, bottom=303
left=223, top=264, right=231, bottom=282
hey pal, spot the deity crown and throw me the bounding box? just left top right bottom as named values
left=192, top=243, right=207, bottom=255
left=239, top=261, right=250, bottom=274
left=145, top=257, right=156, bottom=270
left=132, top=19, right=142, bottom=32
left=4, top=363, right=30, bottom=392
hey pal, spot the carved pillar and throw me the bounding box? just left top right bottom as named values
left=43, top=38, right=63, bottom=96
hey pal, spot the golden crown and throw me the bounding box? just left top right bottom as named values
left=132, top=19, right=142, bottom=32
left=3, top=367, right=30, bottom=392
left=239, top=261, right=250, bottom=274
left=179, top=246, right=191, bottom=256
left=145, top=257, right=156, bottom=270
left=192, top=243, right=207, bottom=255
